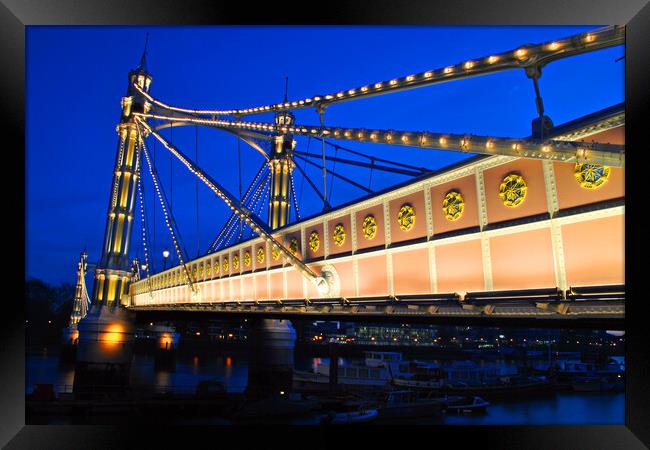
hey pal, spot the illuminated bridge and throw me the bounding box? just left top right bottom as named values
left=87, top=26, right=625, bottom=326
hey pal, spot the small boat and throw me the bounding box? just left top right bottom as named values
left=571, top=375, right=623, bottom=392
left=532, top=356, right=624, bottom=389
left=376, top=390, right=445, bottom=419
left=314, top=394, right=379, bottom=424
left=443, top=374, right=554, bottom=397
left=443, top=395, right=490, bottom=414
left=293, top=351, right=412, bottom=391
left=233, top=393, right=320, bottom=420
left=322, top=408, right=378, bottom=425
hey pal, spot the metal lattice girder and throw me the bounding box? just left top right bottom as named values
left=132, top=26, right=623, bottom=117
left=134, top=112, right=625, bottom=167
left=135, top=118, right=331, bottom=295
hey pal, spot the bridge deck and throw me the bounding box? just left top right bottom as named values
left=130, top=109, right=625, bottom=320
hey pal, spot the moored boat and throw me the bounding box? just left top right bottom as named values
left=375, top=390, right=445, bottom=419
left=293, top=351, right=412, bottom=391
left=443, top=395, right=490, bottom=414
left=321, top=407, right=378, bottom=424
left=571, top=375, right=624, bottom=392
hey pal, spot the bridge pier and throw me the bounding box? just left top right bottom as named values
left=59, top=326, right=80, bottom=364
left=73, top=305, right=136, bottom=394
left=245, top=318, right=296, bottom=399
left=152, top=324, right=179, bottom=371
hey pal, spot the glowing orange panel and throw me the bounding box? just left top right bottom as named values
left=355, top=204, right=385, bottom=250
left=286, top=270, right=304, bottom=299
left=270, top=271, right=284, bottom=299
left=435, top=239, right=484, bottom=294
left=328, top=215, right=352, bottom=256
left=483, top=159, right=548, bottom=225
left=269, top=234, right=284, bottom=268
left=253, top=241, right=267, bottom=270
left=241, top=276, right=254, bottom=300
left=357, top=255, right=388, bottom=296
left=242, top=245, right=254, bottom=274
left=306, top=223, right=324, bottom=260
left=389, top=190, right=427, bottom=244
left=332, top=261, right=354, bottom=297
left=255, top=274, right=269, bottom=300
left=230, top=278, right=241, bottom=301
left=431, top=174, right=479, bottom=235
left=562, top=215, right=624, bottom=287
left=284, top=233, right=302, bottom=259
left=393, top=248, right=431, bottom=295
left=554, top=162, right=624, bottom=211
left=489, top=228, right=556, bottom=290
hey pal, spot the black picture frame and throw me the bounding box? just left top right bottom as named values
left=5, top=0, right=649, bottom=447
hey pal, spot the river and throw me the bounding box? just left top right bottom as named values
left=26, top=346, right=624, bottom=425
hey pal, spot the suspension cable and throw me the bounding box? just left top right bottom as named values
left=136, top=118, right=324, bottom=286
left=132, top=26, right=623, bottom=118
left=216, top=177, right=267, bottom=250
left=298, top=136, right=311, bottom=208
left=293, top=158, right=330, bottom=209
left=170, top=123, right=174, bottom=214
left=152, top=137, right=156, bottom=265
left=290, top=171, right=300, bottom=221
left=313, top=136, right=432, bottom=172
left=293, top=150, right=424, bottom=176
left=207, top=162, right=269, bottom=253
left=237, top=133, right=243, bottom=240
left=218, top=173, right=268, bottom=248
left=217, top=168, right=271, bottom=248
left=328, top=146, right=338, bottom=205
left=133, top=112, right=624, bottom=167
left=318, top=106, right=328, bottom=211
left=295, top=154, right=373, bottom=194
left=137, top=124, right=196, bottom=293
left=136, top=157, right=153, bottom=295
left=195, top=124, right=200, bottom=257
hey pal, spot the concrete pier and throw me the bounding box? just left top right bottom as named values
left=246, top=318, right=296, bottom=399
left=73, top=305, right=135, bottom=393
left=152, top=324, right=179, bottom=371
left=59, top=326, right=80, bottom=363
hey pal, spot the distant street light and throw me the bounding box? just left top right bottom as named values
left=162, top=248, right=170, bottom=270
left=141, top=263, right=147, bottom=272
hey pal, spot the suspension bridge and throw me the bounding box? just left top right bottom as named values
left=74, top=26, right=624, bottom=331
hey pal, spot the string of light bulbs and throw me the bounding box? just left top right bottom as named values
left=137, top=124, right=196, bottom=293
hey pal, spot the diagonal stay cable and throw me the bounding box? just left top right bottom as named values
left=207, top=162, right=269, bottom=253
left=137, top=124, right=196, bottom=293
left=136, top=118, right=325, bottom=288
left=293, top=156, right=331, bottom=209
left=294, top=150, right=424, bottom=176
left=311, top=136, right=432, bottom=172
left=295, top=154, right=373, bottom=194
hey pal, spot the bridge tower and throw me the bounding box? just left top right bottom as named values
left=70, top=251, right=90, bottom=328
left=247, top=109, right=299, bottom=399
left=91, top=49, right=152, bottom=308
left=267, top=110, right=296, bottom=229
left=59, top=251, right=90, bottom=362
left=74, top=41, right=153, bottom=391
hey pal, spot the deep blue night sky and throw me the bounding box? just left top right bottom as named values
left=26, top=26, right=623, bottom=285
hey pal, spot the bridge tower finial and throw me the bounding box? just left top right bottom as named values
left=269, top=76, right=296, bottom=230
left=284, top=76, right=289, bottom=103
left=138, top=32, right=150, bottom=73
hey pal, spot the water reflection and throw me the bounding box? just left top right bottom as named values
left=26, top=346, right=625, bottom=425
